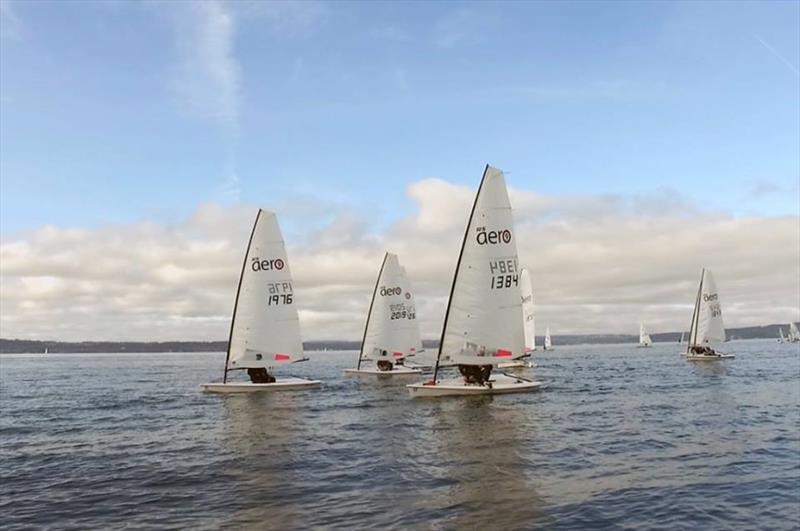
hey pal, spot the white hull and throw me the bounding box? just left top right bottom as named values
left=343, top=367, right=422, bottom=376
left=497, top=360, right=535, bottom=369
left=200, top=377, right=321, bottom=393
left=682, top=353, right=735, bottom=361
left=407, top=374, right=543, bottom=397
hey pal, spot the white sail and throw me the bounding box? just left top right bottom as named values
left=226, top=210, right=304, bottom=371
left=789, top=322, right=800, bottom=342
left=679, top=331, right=684, bottom=344
left=639, top=322, right=652, bottom=346
left=359, top=254, right=423, bottom=366
left=544, top=326, right=552, bottom=350
left=779, top=328, right=785, bottom=342
left=520, top=268, right=536, bottom=353
left=440, top=165, right=525, bottom=366
left=688, top=269, right=725, bottom=348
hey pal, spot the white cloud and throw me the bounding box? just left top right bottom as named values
left=164, top=0, right=240, bottom=127
left=0, top=0, right=22, bottom=41
left=1, top=180, right=798, bottom=342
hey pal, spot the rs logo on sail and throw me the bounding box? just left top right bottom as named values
left=251, top=257, right=285, bottom=271
left=380, top=286, right=402, bottom=296
left=476, top=227, right=512, bottom=245
left=703, top=293, right=718, bottom=302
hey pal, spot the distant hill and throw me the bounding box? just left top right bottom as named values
left=1, top=323, right=794, bottom=353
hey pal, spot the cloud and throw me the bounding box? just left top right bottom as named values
left=164, top=0, right=240, bottom=127
left=0, top=0, right=22, bottom=41
left=2, top=180, right=798, bottom=342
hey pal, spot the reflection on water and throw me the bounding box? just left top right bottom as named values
left=1, top=340, right=798, bottom=530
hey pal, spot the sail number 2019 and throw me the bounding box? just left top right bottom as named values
left=489, top=259, right=518, bottom=290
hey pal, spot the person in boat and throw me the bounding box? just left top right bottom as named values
left=690, top=345, right=716, bottom=356
left=458, top=364, right=493, bottom=385
left=247, top=367, right=276, bottom=383
left=377, top=350, right=394, bottom=371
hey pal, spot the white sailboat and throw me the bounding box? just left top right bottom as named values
left=498, top=267, right=536, bottom=369
left=683, top=268, right=734, bottom=360
left=344, top=252, right=424, bottom=376
left=778, top=328, right=785, bottom=343
left=678, top=331, right=684, bottom=344
left=787, top=322, right=800, bottom=343
left=407, top=165, right=543, bottom=397
left=543, top=326, right=553, bottom=351
left=637, top=322, right=652, bottom=348
left=201, top=209, right=321, bottom=393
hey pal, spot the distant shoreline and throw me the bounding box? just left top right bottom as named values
left=1, top=323, right=792, bottom=353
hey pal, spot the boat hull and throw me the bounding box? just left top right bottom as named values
left=497, top=360, right=535, bottom=369
left=407, top=375, right=543, bottom=397
left=682, top=353, right=735, bottom=361
left=200, top=377, right=321, bottom=393
left=343, top=367, right=422, bottom=376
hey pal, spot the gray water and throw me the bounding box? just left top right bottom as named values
left=1, top=340, right=798, bottom=530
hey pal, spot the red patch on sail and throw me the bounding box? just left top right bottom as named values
left=495, top=349, right=513, bottom=358
left=393, top=352, right=403, bottom=358
left=274, top=354, right=291, bottom=361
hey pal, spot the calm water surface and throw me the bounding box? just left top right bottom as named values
left=1, top=340, right=799, bottom=530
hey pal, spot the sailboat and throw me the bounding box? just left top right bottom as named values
left=678, top=331, right=684, bottom=344
left=787, top=322, right=800, bottom=343
left=498, top=267, right=536, bottom=369
left=344, top=252, right=424, bottom=376
left=201, top=209, right=321, bottom=393
left=683, top=268, right=734, bottom=360
left=543, top=326, right=553, bottom=351
left=407, top=165, right=543, bottom=397
left=637, top=322, right=652, bottom=348
left=778, top=328, right=785, bottom=343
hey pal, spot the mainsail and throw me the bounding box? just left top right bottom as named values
left=520, top=268, right=536, bottom=352
left=789, top=322, right=800, bottom=342
left=544, top=326, right=552, bottom=350
left=357, top=253, right=423, bottom=369
left=435, top=165, right=524, bottom=375
left=224, top=210, right=305, bottom=381
left=639, top=323, right=652, bottom=347
left=687, top=268, right=726, bottom=350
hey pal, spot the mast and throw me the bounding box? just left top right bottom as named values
left=358, top=252, right=389, bottom=370
left=223, top=209, right=262, bottom=383
left=688, top=268, right=704, bottom=351
left=432, top=164, right=490, bottom=383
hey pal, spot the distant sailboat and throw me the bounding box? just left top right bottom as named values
left=778, top=328, right=785, bottom=343
left=543, top=326, right=553, bottom=351
left=201, top=209, right=321, bottom=393
left=344, top=252, right=424, bottom=376
left=637, top=322, right=652, bottom=348
left=787, top=322, right=800, bottom=343
left=678, top=331, right=684, bottom=344
left=407, top=165, right=543, bottom=397
left=683, top=268, right=733, bottom=360
left=499, top=267, right=536, bottom=369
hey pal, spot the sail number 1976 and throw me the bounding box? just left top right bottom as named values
left=267, top=282, right=293, bottom=305
left=489, top=259, right=518, bottom=290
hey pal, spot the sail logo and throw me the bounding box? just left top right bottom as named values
left=380, top=286, right=402, bottom=296
left=251, top=257, right=284, bottom=271
left=703, top=293, right=718, bottom=302
left=476, top=227, right=512, bottom=245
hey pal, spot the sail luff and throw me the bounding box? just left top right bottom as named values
left=223, top=209, right=262, bottom=383
left=688, top=269, right=704, bottom=350
left=433, top=164, right=491, bottom=382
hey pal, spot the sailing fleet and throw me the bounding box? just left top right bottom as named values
left=201, top=164, right=795, bottom=395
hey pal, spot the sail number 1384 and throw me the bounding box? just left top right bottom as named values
left=489, top=259, right=518, bottom=290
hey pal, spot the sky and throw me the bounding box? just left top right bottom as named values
left=1, top=0, right=798, bottom=342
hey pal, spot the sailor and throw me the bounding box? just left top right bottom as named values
left=247, top=367, right=276, bottom=383
left=458, top=364, right=493, bottom=385
left=377, top=359, right=393, bottom=371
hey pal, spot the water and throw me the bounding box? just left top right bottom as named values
left=1, top=340, right=798, bottom=530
